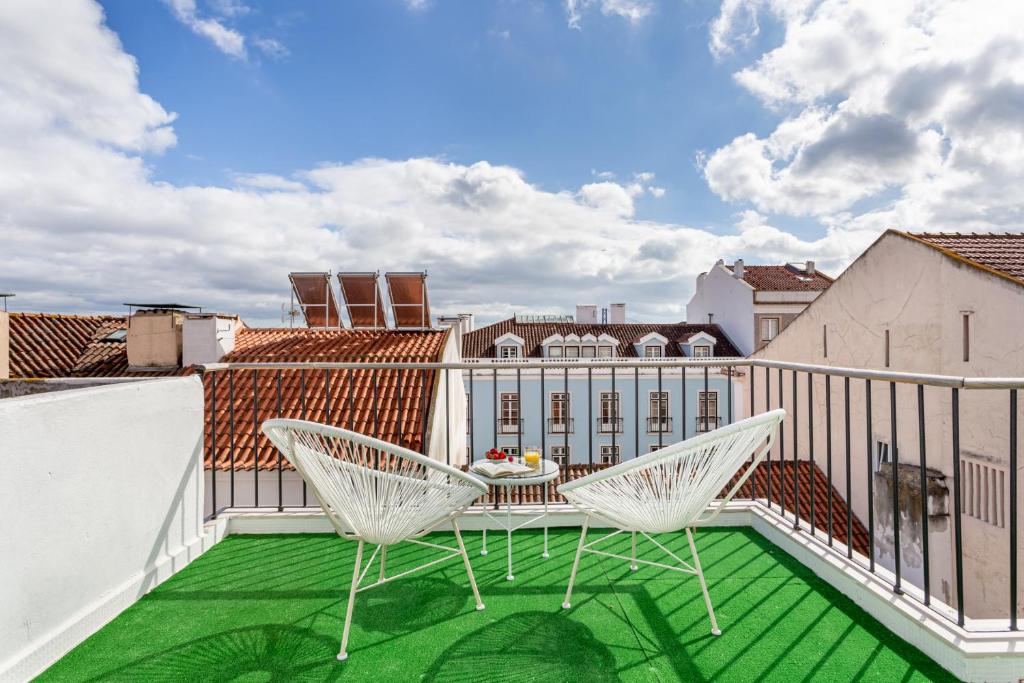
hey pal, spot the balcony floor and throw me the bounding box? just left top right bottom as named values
left=39, top=528, right=954, bottom=682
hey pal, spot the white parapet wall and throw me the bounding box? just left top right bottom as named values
left=0, top=376, right=220, bottom=682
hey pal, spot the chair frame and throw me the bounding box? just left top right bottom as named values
left=558, top=409, right=785, bottom=635
left=262, top=419, right=489, bottom=661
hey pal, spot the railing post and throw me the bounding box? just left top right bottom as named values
left=611, top=365, right=616, bottom=459
left=779, top=368, right=785, bottom=517
left=750, top=366, right=758, bottom=501
left=866, top=379, right=874, bottom=572
left=952, top=387, right=964, bottom=626
left=228, top=368, right=236, bottom=509
left=588, top=367, right=594, bottom=473
left=844, top=377, right=852, bottom=559
left=252, top=368, right=259, bottom=508
left=1011, top=389, right=1019, bottom=630
left=807, top=372, right=814, bottom=535
left=890, top=381, right=902, bottom=594
left=300, top=369, right=307, bottom=506
left=210, top=371, right=217, bottom=519
left=657, top=366, right=664, bottom=450
left=917, top=384, right=929, bottom=605
left=826, top=374, right=833, bottom=546
left=276, top=369, right=283, bottom=512
left=793, top=370, right=800, bottom=531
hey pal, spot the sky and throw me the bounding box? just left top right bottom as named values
left=2, top=0, right=1024, bottom=326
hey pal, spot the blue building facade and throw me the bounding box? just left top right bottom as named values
left=460, top=315, right=745, bottom=466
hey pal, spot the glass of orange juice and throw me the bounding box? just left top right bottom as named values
left=524, top=447, right=541, bottom=470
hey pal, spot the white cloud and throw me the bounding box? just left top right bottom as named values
left=209, top=0, right=250, bottom=18
left=0, top=0, right=873, bottom=325
left=703, top=0, right=1024, bottom=232
left=405, top=0, right=430, bottom=11
left=253, top=36, right=289, bottom=59
left=163, top=0, right=246, bottom=59
left=565, top=0, right=652, bottom=30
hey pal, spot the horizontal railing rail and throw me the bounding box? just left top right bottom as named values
left=197, top=357, right=1024, bottom=634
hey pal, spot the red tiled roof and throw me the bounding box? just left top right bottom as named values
left=462, top=320, right=742, bottom=358
left=725, top=264, right=834, bottom=292
left=9, top=313, right=125, bottom=378
left=469, top=460, right=868, bottom=555
left=203, top=327, right=452, bottom=471
left=903, top=231, right=1024, bottom=287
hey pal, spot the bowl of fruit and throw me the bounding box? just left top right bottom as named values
left=485, top=448, right=507, bottom=461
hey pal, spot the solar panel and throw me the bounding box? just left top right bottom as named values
left=385, top=272, right=431, bottom=329
left=288, top=272, right=341, bottom=328
left=338, top=272, right=387, bottom=329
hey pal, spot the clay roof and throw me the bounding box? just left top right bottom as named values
left=725, top=264, right=834, bottom=292
left=8, top=313, right=126, bottom=378
left=902, top=231, right=1024, bottom=287
left=203, top=327, right=452, bottom=471
left=463, top=320, right=742, bottom=359
left=470, top=460, right=868, bottom=555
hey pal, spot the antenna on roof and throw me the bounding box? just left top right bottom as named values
left=0, top=292, right=13, bottom=312
left=281, top=301, right=301, bottom=328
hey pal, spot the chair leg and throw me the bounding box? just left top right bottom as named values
left=338, top=540, right=365, bottom=661
left=378, top=545, right=388, bottom=582
left=686, top=528, right=720, bottom=636
left=452, top=519, right=485, bottom=611
left=630, top=531, right=639, bottom=571
left=562, top=516, right=590, bottom=609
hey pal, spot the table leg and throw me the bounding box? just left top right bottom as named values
left=506, top=485, right=514, bottom=581
left=481, top=528, right=488, bottom=556
left=542, top=489, right=550, bottom=559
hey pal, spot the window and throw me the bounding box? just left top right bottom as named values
left=503, top=446, right=520, bottom=458
left=499, top=392, right=520, bottom=433
left=598, top=392, right=621, bottom=432
left=551, top=445, right=569, bottom=466
left=564, top=345, right=580, bottom=358
left=599, top=445, right=620, bottom=465
left=760, top=317, right=780, bottom=342
left=549, top=392, right=571, bottom=432
left=644, top=345, right=663, bottom=358
left=581, top=345, right=596, bottom=358
left=874, top=440, right=894, bottom=472
left=692, top=345, right=711, bottom=358
left=649, top=444, right=663, bottom=453
left=499, top=345, right=521, bottom=359
left=697, top=391, right=718, bottom=431
left=823, top=324, right=828, bottom=358
left=884, top=329, right=890, bottom=367
left=962, top=313, right=971, bottom=362
left=648, top=391, right=670, bottom=432
left=597, top=345, right=613, bottom=357
left=100, top=328, right=127, bottom=343
left=548, top=345, right=563, bottom=358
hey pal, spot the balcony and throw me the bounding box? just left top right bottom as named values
left=696, top=415, right=722, bottom=433
left=546, top=417, right=574, bottom=434
left=6, top=357, right=1024, bottom=682
left=596, top=417, right=623, bottom=434
left=497, top=418, right=523, bottom=435
left=35, top=527, right=955, bottom=682
left=646, top=416, right=673, bottom=433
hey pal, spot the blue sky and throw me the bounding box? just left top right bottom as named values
left=102, top=0, right=785, bottom=233
left=3, top=0, right=1022, bottom=323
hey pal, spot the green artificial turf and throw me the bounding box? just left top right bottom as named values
left=38, top=527, right=955, bottom=682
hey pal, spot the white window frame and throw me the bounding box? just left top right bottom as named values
left=599, top=445, right=621, bottom=465
left=692, top=345, right=711, bottom=358
left=549, top=391, right=570, bottom=431
left=761, top=317, right=780, bottom=342
left=503, top=446, right=520, bottom=458
left=499, top=345, right=521, bottom=359
left=581, top=345, right=596, bottom=358
left=548, top=345, right=563, bottom=358
left=648, top=390, right=670, bottom=432
left=551, top=445, right=570, bottom=466
left=597, top=345, right=613, bottom=358
left=500, top=392, right=519, bottom=432
left=598, top=391, right=621, bottom=431
left=564, top=345, right=580, bottom=358
left=644, top=345, right=663, bottom=358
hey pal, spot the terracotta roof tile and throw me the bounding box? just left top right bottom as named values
left=726, top=264, right=834, bottom=292
left=467, top=460, right=868, bottom=555
left=203, top=327, right=452, bottom=470
left=463, top=319, right=742, bottom=359
left=905, top=232, right=1024, bottom=286
left=9, top=313, right=126, bottom=378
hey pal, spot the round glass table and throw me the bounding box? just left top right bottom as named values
left=468, top=459, right=560, bottom=581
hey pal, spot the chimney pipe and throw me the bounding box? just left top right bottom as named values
left=733, top=258, right=745, bottom=279
left=707, top=313, right=714, bottom=324
left=0, top=310, right=9, bottom=379
left=805, top=260, right=816, bottom=275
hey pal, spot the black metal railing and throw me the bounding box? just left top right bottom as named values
left=547, top=417, right=574, bottom=433
left=646, top=416, right=673, bottom=433
left=196, top=357, right=1024, bottom=634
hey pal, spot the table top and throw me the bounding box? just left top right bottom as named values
left=468, top=459, right=561, bottom=486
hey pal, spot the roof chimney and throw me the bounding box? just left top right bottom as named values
left=437, top=313, right=474, bottom=347
left=127, top=309, right=185, bottom=370
left=183, top=313, right=241, bottom=367
left=575, top=304, right=598, bottom=324
left=609, top=303, right=626, bottom=324
left=805, top=260, right=816, bottom=276
left=733, top=258, right=745, bottom=279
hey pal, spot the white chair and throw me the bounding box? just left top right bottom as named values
left=558, top=409, right=785, bottom=635
left=262, top=419, right=488, bottom=661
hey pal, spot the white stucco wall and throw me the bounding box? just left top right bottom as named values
left=686, top=264, right=755, bottom=355
left=426, top=331, right=468, bottom=466
left=0, top=377, right=210, bottom=680
left=754, top=232, right=1024, bottom=620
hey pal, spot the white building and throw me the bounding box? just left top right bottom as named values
left=753, top=230, right=1024, bottom=619
left=686, top=259, right=833, bottom=356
